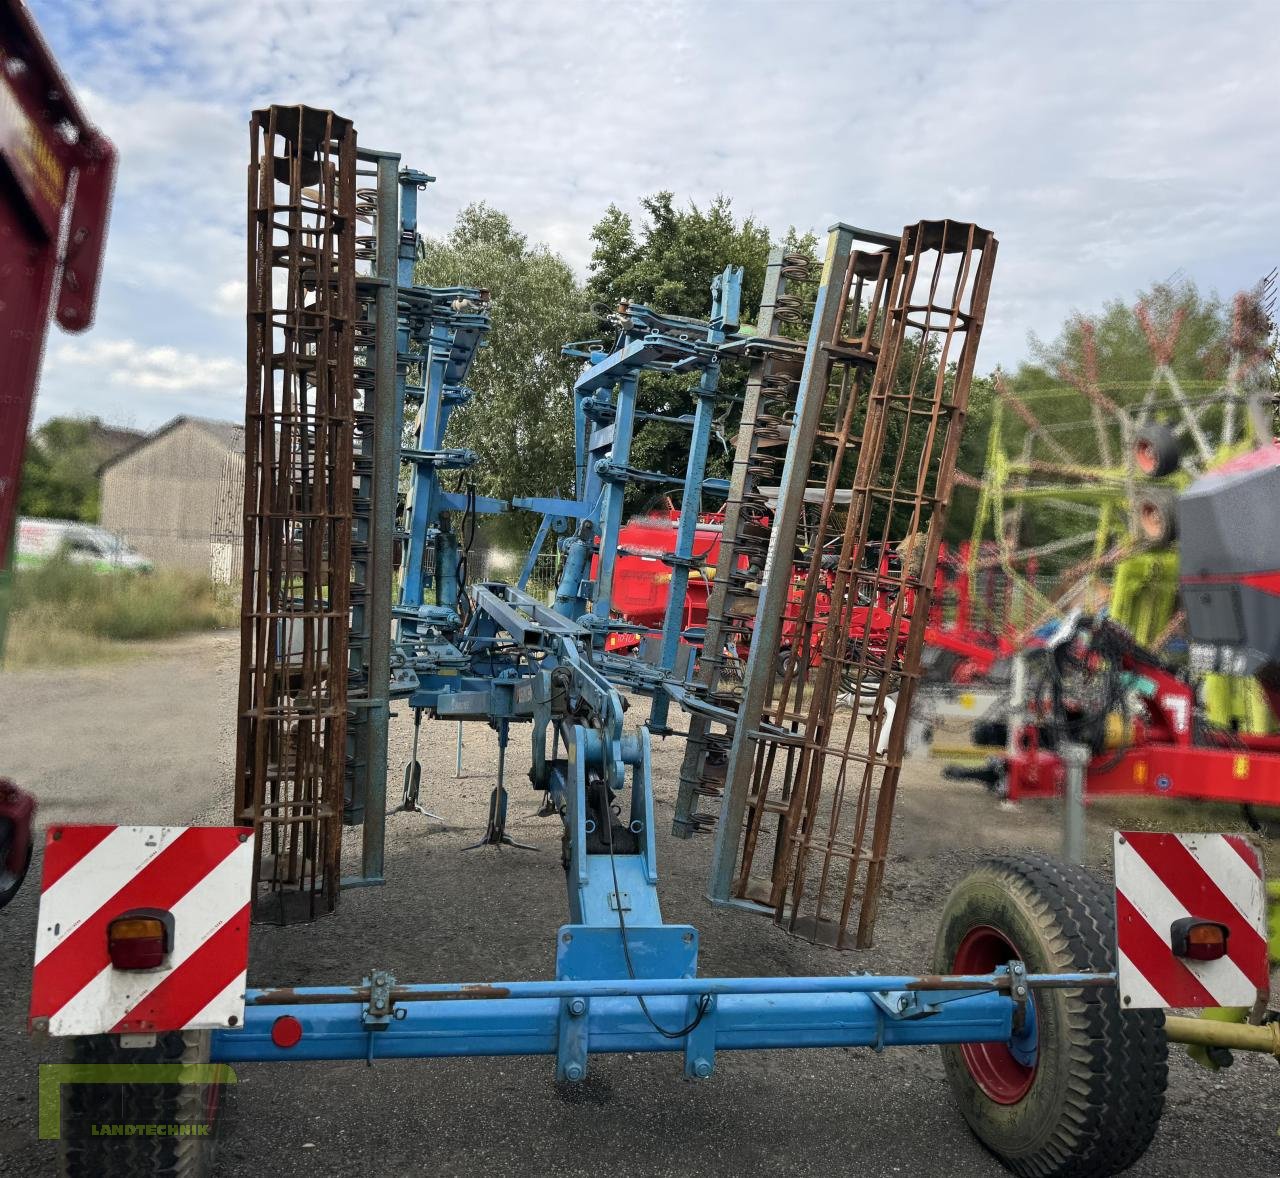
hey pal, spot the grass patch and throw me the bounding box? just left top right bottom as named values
left=2, top=558, right=238, bottom=669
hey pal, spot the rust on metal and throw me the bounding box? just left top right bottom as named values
left=726, top=220, right=998, bottom=949
left=235, top=106, right=357, bottom=924
left=248, top=984, right=515, bottom=1006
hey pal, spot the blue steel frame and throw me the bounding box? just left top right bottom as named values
left=235, top=571, right=1081, bottom=1082
left=513, top=269, right=742, bottom=730
left=235, top=211, right=1108, bottom=1087
left=391, top=175, right=505, bottom=680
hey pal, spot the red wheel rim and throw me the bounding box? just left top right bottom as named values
left=953, top=925, right=1037, bottom=1104
left=1134, top=438, right=1157, bottom=475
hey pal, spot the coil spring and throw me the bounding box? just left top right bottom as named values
left=773, top=293, right=804, bottom=323
left=780, top=253, right=814, bottom=281
left=355, top=187, right=378, bottom=262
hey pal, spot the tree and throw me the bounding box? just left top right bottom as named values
left=18, top=417, right=119, bottom=521
left=584, top=193, right=814, bottom=498
left=986, top=278, right=1276, bottom=570
left=418, top=204, right=590, bottom=546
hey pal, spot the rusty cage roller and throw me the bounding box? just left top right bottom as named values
left=235, top=106, right=358, bottom=924
left=722, top=221, right=997, bottom=949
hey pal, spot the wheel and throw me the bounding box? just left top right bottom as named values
left=59, top=1030, right=223, bottom=1177
left=934, top=854, right=1167, bottom=1177
left=1135, top=486, right=1178, bottom=544
left=0, top=818, right=33, bottom=908
left=1133, top=423, right=1180, bottom=477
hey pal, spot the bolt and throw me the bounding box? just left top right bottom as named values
left=693, top=1058, right=712, bottom=1078
left=227, top=1014, right=238, bottom=1027
left=568, top=998, right=586, bottom=1017
left=565, top=1063, right=583, bottom=1082
left=897, top=995, right=910, bottom=1011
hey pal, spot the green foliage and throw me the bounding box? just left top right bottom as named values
left=989, top=277, right=1273, bottom=569
left=17, top=417, right=117, bottom=521
left=586, top=192, right=771, bottom=319
left=946, top=371, right=997, bottom=542
left=417, top=204, right=590, bottom=546
left=1007, top=279, right=1237, bottom=463
left=585, top=193, right=816, bottom=503
left=4, top=557, right=236, bottom=668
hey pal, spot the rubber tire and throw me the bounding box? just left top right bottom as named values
left=0, top=827, right=33, bottom=908
left=1135, top=487, right=1178, bottom=545
left=934, top=855, right=1167, bottom=1177
left=60, top=1030, right=221, bottom=1177
left=1133, top=423, right=1180, bottom=477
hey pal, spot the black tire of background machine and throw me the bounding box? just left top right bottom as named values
left=933, top=854, right=1167, bottom=1178
left=0, top=820, right=32, bottom=908
left=1136, top=486, right=1178, bottom=545
left=1133, top=422, right=1180, bottom=478
left=60, top=1030, right=221, bottom=1178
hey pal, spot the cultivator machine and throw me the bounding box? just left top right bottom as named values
left=25, top=93, right=1278, bottom=1178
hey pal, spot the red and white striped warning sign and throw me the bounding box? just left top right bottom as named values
left=29, top=826, right=252, bottom=1036
left=1114, top=831, right=1269, bottom=1009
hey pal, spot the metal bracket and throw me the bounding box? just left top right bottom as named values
left=1006, top=959, right=1030, bottom=1031
left=683, top=994, right=717, bottom=1079
left=361, top=968, right=405, bottom=1065
left=556, top=996, right=590, bottom=1083
left=870, top=986, right=990, bottom=1021
left=607, top=891, right=631, bottom=912
left=362, top=969, right=402, bottom=1031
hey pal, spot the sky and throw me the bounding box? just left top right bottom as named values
left=25, top=0, right=1280, bottom=431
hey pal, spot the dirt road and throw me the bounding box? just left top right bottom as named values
left=1, top=632, right=1276, bottom=1176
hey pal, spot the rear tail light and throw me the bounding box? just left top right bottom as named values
left=1170, top=917, right=1229, bottom=961
left=107, top=908, right=174, bottom=970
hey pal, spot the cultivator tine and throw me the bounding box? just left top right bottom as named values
left=401, top=707, right=445, bottom=824
left=235, top=106, right=357, bottom=924
left=672, top=249, right=815, bottom=840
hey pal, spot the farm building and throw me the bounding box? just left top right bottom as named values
left=99, top=415, right=244, bottom=577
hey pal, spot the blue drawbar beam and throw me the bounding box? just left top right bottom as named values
left=212, top=987, right=1018, bottom=1065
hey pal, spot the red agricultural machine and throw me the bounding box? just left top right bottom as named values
left=951, top=442, right=1280, bottom=823
left=0, top=0, right=116, bottom=906
left=601, top=508, right=1011, bottom=687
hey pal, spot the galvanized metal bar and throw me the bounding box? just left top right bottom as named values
left=243, top=969, right=1108, bottom=1005
left=342, top=148, right=400, bottom=886
left=672, top=249, right=799, bottom=836
left=706, top=224, right=860, bottom=902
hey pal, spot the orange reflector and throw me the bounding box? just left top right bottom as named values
left=1170, top=917, right=1230, bottom=962
left=110, top=917, right=166, bottom=940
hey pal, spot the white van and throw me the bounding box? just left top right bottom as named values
left=16, top=517, right=153, bottom=573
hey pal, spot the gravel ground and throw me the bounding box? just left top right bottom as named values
left=1, top=632, right=1277, bottom=1176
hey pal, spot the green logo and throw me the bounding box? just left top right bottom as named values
left=38, top=1063, right=237, bottom=1140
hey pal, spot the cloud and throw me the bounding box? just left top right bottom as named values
left=27, top=0, right=1280, bottom=429
left=213, top=281, right=246, bottom=318
left=49, top=338, right=239, bottom=392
